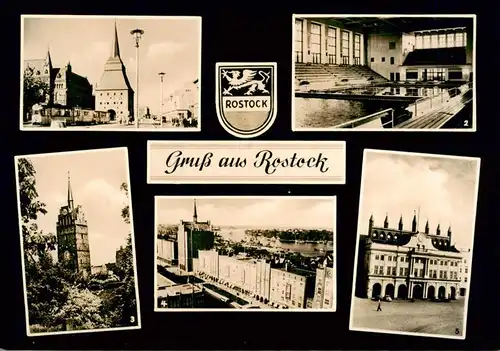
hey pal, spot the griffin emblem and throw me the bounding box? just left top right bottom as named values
left=221, top=69, right=270, bottom=96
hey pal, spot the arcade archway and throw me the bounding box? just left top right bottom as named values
left=427, top=285, right=435, bottom=299
left=372, top=283, right=382, bottom=298
left=385, top=284, right=395, bottom=298
left=450, top=286, right=456, bottom=299
left=460, top=288, right=467, bottom=297
left=412, top=284, right=423, bottom=299
left=107, top=109, right=116, bottom=121
left=438, top=286, right=446, bottom=299
left=397, top=284, right=408, bottom=299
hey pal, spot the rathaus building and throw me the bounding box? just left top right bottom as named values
left=355, top=212, right=465, bottom=301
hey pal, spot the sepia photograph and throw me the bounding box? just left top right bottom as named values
left=14, top=147, right=141, bottom=336
left=349, top=149, right=480, bottom=339
left=154, top=196, right=336, bottom=311
left=292, top=15, right=475, bottom=131
left=20, top=15, right=201, bottom=131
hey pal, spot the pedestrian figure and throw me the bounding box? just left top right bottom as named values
left=377, top=298, right=382, bottom=312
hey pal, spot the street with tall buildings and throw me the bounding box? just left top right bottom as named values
left=22, top=16, right=201, bottom=130
left=155, top=199, right=336, bottom=310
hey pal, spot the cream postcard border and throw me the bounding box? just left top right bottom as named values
left=20, top=15, right=202, bottom=132
left=291, top=14, right=477, bottom=132
left=348, top=148, right=481, bottom=340
left=14, top=147, right=142, bottom=337
left=153, top=195, right=337, bottom=312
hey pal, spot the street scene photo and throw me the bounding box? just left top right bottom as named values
left=155, top=197, right=336, bottom=311
left=21, top=15, right=201, bottom=131
left=293, top=15, right=475, bottom=130
left=15, top=147, right=141, bottom=336
left=349, top=149, right=480, bottom=339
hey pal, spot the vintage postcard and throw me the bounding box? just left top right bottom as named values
left=14, top=147, right=141, bottom=336
left=349, top=149, right=480, bottom=339
left=154, top=196, right=336, bottom=311
left=20, top=15, right=201, bottom=131
left=292, top=15, right=476, bottom=131
left=147, top=140, right=346, bottom=184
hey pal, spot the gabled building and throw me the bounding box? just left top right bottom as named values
left=94, top=21, right=135, bottom=122
left=24, top=50, right=94, bottom=112
left=355, top=212, right=463, bottom=300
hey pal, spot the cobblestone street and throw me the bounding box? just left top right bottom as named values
left=351, top=297, right=466, bottom=337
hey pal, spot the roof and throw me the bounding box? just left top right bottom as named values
left=69, top=72, right=92, bottom=88
left=95, top=58, right=134, bottom=91
left=305, top=17, right=473, bottom=35
left=402, top=47, right=467, bottom=66
left=182, top=220, right=212, bottom=231
left=157, top=283, right=202, bottom=297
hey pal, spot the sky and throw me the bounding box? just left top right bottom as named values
left=357, top=150, right=480, bottom=250
left=18, top=148, right=133, bottom=266
left=23, top=16, right=201, bottom=115
left=156, top=197, right=337, bottom=230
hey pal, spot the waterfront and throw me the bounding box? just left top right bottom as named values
left=217, top=227, right=334, bottom=257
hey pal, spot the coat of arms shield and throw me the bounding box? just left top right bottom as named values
left=215, top=62, right=277, bottom=138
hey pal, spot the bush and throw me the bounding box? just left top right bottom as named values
left=29, top=324, right=64, bottom=334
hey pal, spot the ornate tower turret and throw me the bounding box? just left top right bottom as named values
left=425, top=220, right=429, bottom=234
left=436, top=223, right=441, bottom=236
left=368, top=214, right=374, bottom=235
left=398, top=215, right=403, bottom=231
left=411, top=210, right=417, bottom=232
left=383, top=213, right=389, bottom=228
left=67, top=171, right=74, bottom=211
left=447, top=225, right=452, bottom=247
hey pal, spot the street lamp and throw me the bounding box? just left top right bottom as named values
left=158, top=72, right=165, bottom=127
left=130, top=28, right=144, bottom=129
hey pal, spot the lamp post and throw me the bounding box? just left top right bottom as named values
left=158, top=72, right=165, bottom=127
left=130, top=28, right=144, bottom=129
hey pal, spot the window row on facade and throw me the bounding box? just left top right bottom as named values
left=415, top=29, right=467, bottom=50
left=373, top=265, right=460, bottom=279
left=295, top=19, right=361, bottom=64
left=373, top=254, right=460, bottom=266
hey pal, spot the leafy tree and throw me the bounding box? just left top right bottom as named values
left=18, top=158, right=65, bottom=326
left=23, top=67, right=50, bottom=121
left=52, top=286, right=108, bottom=331
left=17, top=158, right=56, bottom=261
left=102, top=182, right=138, bottom=327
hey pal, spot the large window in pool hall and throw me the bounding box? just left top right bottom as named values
left=310, top=23, right=322, bottom=64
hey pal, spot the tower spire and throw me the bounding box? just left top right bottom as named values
left=112, top=19, right=121, bottom=58
left=67, top=171, right=74, bottom=211
left=193, top=198, right=198, bottom=223
left=412, top=209, right=417, bottom=232
left=45, top=46, right=53, bottom=69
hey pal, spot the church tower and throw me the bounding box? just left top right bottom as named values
left=94, top=20, right=135, bottom=122
left=56, top=172, right=91, bottom=278
left=193, top=199, right=198, bottom=223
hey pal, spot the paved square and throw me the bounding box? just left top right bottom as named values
left=351, top=297, right=465, bottom=337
